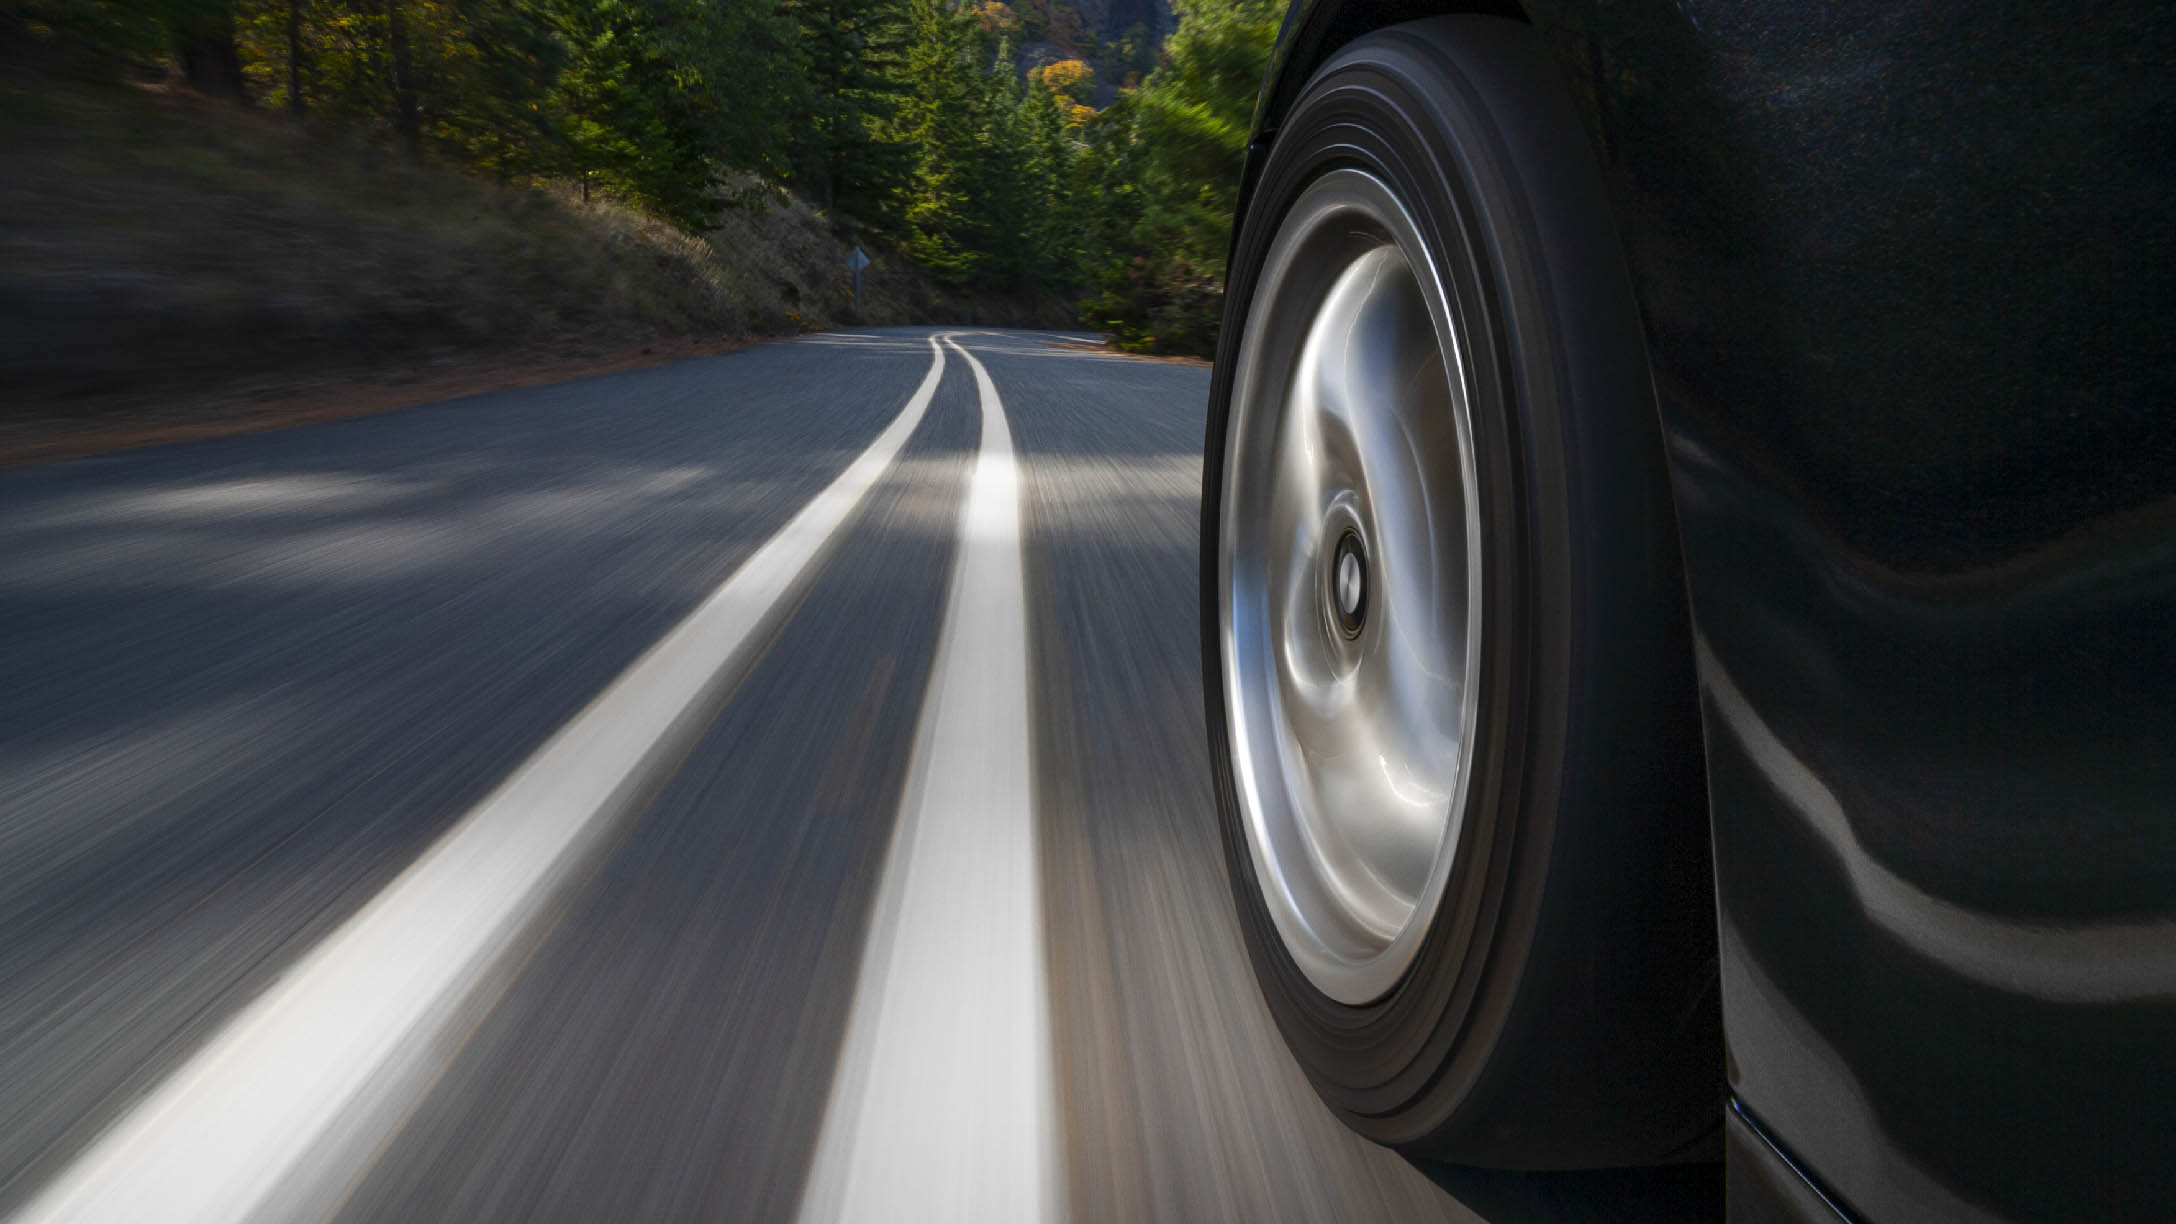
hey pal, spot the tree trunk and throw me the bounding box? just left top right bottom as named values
left=286, top=0, right=306, bottom=113
left=174, top=1, right=247, bottom=101
left=386, top=0, right=421, bottom=158
left=822, top=82, right=837, bottom=213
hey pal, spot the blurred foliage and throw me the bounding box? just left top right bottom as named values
left=4, top=0, right=1275, bottom=351
left=1039, top=55, right=1089, bottom=102
left=970, top=0, right=1014, bottom=37
left=1078, top=0, right=1278, bottom=353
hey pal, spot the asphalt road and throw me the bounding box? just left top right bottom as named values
left=0, top=328, right=1508, bottom=1223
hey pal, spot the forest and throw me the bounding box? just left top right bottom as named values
left=4, top=0, right=1283, bottom=356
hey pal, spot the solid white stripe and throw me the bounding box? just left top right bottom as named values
left=795, top=337, right=1059, bottom=1224
left=13, top=335, right=952, bottom=1224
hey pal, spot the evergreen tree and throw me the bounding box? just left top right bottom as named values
left=1017, top=58, right=1077, bottom=284
left=892, top=0, right=987, bottom=282
left=971, top=36, right=1036, bottom=287
left=551, top=0, right=797, bottom=227
left=19, top=0, right=1266, bottom=331
left=1080, top=0, right=1279, bottom=352
left=785, top=0, right=913, bottom=235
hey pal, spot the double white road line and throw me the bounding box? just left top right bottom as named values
left=15, top=333, right=1057, bottom=1224
left=795, top=337, right=1057, bottom=1223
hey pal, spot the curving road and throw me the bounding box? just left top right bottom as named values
left=0, top=329, right=1497, bottom=1223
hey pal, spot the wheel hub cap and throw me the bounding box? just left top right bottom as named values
left=1219, top=169, right=1485, bottom=1005
left=1331, top=531, right=1368, bottom=638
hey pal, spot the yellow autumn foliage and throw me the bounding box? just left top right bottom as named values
left=1042, top=58, right=1094, bottom=104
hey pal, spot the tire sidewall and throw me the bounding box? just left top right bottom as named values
left=1202, top=16, right=1710, bottom=1163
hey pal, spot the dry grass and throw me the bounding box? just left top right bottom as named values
left=698, top=178, right=1076, bottom=333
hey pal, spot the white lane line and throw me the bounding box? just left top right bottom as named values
left=13, top=336, right=953, bottom=1224
left=796, top=337, right=1058, bottom=1224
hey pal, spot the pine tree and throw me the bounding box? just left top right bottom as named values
left=1016, top=58, right=1076, bottom=285
left=1081, top=0, right=1279, bottom=352
left=786, top=0, right=913, bottom=234
left=893, top=0, right=986, bottom=281
left=550, top=0, right=798, bottom=228
left=25, top=0, right=1236, bottom=327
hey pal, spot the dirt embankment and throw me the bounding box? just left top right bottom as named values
left=0, top=70, right=1075, bottom=463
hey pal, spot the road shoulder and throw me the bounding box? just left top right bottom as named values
left=1, top=334, right=785, bottom=470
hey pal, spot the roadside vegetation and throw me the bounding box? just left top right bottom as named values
left=1077, top=0, right=1280, bottom=354
left=1, top=0, right=1279, bottom=415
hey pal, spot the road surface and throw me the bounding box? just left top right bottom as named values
left=0, top=329, right=1505, bottom=1223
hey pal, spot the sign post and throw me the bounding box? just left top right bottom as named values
left=846, top=246, right=871, bottom=316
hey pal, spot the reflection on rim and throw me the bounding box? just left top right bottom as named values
left=1219, top=168, right=1484, bottom=1006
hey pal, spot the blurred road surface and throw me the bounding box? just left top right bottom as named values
left=0, top=329, right=1499, bottom=1223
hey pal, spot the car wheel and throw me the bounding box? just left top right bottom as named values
left=1201, top=15, right=1719, bottom=1168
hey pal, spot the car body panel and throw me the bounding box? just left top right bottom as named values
left=1242, top=2, right=2176, bottom=1219
left=1725, top=1102, right=1849, bottom=1224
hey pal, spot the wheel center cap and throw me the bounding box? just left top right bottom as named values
left=1331, top=530, right=1368, bottom=638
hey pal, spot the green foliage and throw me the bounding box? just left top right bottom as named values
left=785, top=0, right=912, bottom=234
left=549, top=0, right=800, bottom=228
left=891, top=0, right=982, bottom=278
left=1080, top=0, right=1279, bottom=354
left=886, top=3, right=1072, bottom=290
left=6, top=0, right=171, bottom=62
left=11, top=0, right=1278, bottom=344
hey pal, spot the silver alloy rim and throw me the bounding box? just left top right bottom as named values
left=1220, top=169, right=1484, bottom=1005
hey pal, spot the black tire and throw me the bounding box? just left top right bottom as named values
left=1201, top=16, right=1720, bottom=1169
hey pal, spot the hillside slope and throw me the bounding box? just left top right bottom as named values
left=1, top=72, right=1071, bottom=418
